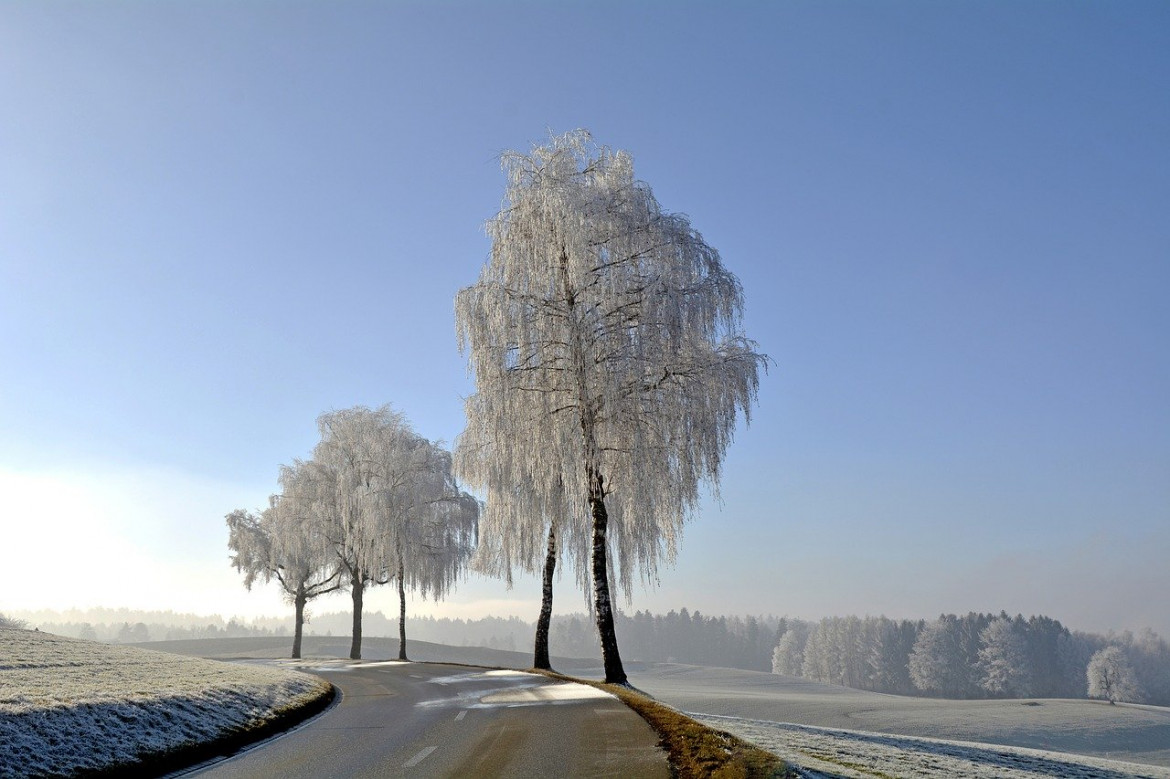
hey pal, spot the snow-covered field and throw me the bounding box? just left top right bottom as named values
left=0, top=628, right=331, bottom=777
left=36, top=634, right=1169, bottom=778
left=629, top=664, right=1170, bottom=777
left=698, top=714, right=1170, bottom=778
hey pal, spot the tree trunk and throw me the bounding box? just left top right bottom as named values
left=350, top=572, right=364, bottom=660
left=589, top=475, right=627, bottom=685
left=292, top=591, right=306, bottom=660
left=533, top=523, right=557, bottom=670
left=397, top=559, right=408, bottom=661
left=562, top=243, right=625, bottom=685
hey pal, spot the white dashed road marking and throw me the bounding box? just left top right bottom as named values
left=404, top=746, right=437, bottom=767
left=455, top=710, right=467, bottom=721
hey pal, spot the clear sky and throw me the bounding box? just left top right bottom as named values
left=2, top=1, right=1167, bottom=637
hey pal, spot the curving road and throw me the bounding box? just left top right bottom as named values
left=189, top=660, right=669, bottom=778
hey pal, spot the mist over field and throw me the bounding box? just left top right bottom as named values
left=14, top=603, right=1170, bottom=708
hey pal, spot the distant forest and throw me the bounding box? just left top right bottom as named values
left=773, top=613, right=1170, bottom=706
left=18, top=607, right=1169, bottom=706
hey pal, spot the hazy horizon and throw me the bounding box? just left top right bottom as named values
left=10, top=602, right=1166, bottom=645
left=2, top=3, right=1167, bottom=639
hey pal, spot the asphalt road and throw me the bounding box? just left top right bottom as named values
left=189, top=660, right=669, bottom=778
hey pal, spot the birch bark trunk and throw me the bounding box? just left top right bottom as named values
left=589, top=472, right=627, bottom=685
left=397, top=558, right=408, bottom=661
left=292, top=590, right=306, bottom=660
left=349, top=571, right=364, bottom=660
left=533, top=524, right=557, bottom=670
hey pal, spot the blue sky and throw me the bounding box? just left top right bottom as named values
left=2, top=1, right=1167, bottom=636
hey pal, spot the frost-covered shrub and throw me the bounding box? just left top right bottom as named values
left=0, top=613, right=27, bottom=629
left=1086, top=645, right=1144, bottom=704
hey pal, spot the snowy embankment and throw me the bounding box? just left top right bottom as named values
left=696, top=714, right=1170, bottom=779
left=0, top=627, right=332, bottom=777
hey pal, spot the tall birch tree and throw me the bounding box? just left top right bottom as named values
left=456, top=130, right=766, bottom=684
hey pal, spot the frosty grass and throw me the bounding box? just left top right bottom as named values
left=697, top=713, right=1170, bottom=779
left=0, top=628, right=330, bottom=777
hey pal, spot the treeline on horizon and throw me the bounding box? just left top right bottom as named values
left=12, top=607, right=778, bottom=670
left=15, top=606, right=1170, bottom=706
left=774, top=612, right=1170, bottom=706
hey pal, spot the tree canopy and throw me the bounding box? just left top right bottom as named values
left=226, top=470, right=341, bottom=659
left=456, top=130, right=766, bottom=682
left=227, top=404, right=477, bottom=661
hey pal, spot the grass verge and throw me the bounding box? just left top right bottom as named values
left=87, top=681, right=337, bottom=778
left=531, top=669, right=795, bottom=778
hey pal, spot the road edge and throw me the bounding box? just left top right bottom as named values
left=529, top=668, right=796, bottom=778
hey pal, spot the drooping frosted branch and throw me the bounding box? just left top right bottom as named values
left=455, top=129, right=768, bottom=597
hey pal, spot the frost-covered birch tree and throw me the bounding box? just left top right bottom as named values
left=307, top=406, right=418, bottom=660
left=456, top=130, right=767, bottom=684
left=978, top=617, right=1033, bottom=697
left=307, top=405, right=479, bottom=661
left=458, top=420, right=579, bottom=670
left=384, top=438, right=479, bottom=661
left=225, top=478, right=340, bottom=659
left=909, top=616, right=969, bottom=697
left=1087, top=645, right=1144, bottom=704
left=772, top=622, right=811, bottom=676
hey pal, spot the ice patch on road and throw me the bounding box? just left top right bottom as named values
left=481, top=683, right=613, bottom=704
left=428, top=669, right=537, bottom=686
left=268, top=659, right=409, bottom=673
left=418, top=670, right=614, bottom=708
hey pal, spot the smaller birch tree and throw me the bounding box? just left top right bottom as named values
left=307, top=406, right=414, bottom=660
left=307, top=405, right=479, bottom=661
left=225, top=485, right=340, bottom=659
left=384, top=438, right=480, bottom=660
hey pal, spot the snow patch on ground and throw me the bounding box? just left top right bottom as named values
left=633, top=663, right=1170, bottom=768
left=696, top=713, right=1170, bottom=779
left=0, top=628, right=330, bottom=777
left=481, top=682, right=613, bottom=704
